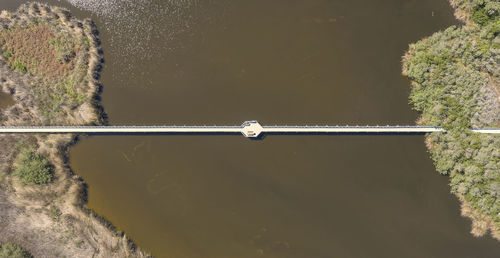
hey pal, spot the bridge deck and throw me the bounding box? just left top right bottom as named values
left=0, top=126, right=243, bottom=133
left=0, top=121, right=499, bottom=138
left=261, top=126, right=444, bottom=133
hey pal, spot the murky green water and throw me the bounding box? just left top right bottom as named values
left=2, top=0, right=500, bottom=257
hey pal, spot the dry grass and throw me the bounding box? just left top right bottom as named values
left=459, top=195, right=500, bottom=241
left=0, top=133, right=148, bottom=257
left=0, top=3, right=93, bottom=123
left=0, top=23, right=74, bottom=79
left=0, top=3, right=148, bottom=257
left=449, top=0, right=471, bottom=23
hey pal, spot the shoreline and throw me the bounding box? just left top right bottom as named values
left=0, top=3, right=145, bottom=257
left=403, top=0, right=500, bottom=241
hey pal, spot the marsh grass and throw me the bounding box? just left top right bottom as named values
left=0, top=3, right=147, bottom=257
left=0, top=16, right=91, bottom=122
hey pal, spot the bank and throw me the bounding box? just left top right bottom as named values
left=403, top=0, right=500, bottom=240
left=0, top=3, right=146, bottom=257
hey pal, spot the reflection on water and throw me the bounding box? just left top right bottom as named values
left=66, top=0, right=222, bottom=80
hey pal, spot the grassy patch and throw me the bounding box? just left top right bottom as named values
left=14, top=147, right=53, bottom=185
left=0, top=21, right=91, bottom=122
left=74, top=240, right=83, bottom=249
left=2, top=49, right=11, bottom=59
left=12, top=60, right=27, bottom=73
left=0, top=242, right=32, bottom=258
left=49, top=205, right=62, bottom=222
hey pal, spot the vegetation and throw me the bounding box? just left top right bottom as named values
left=0, top=242, right=31, bottom=258
left=450, top=0, right=500, bottom=25
left=0, top=13, right=91, bottom=122
left=403, top=0, right=500, bottom=238
left=14, top=147, right=53, bottom=185
left=49, top=205, right=61, bottom=221
left=0, top=4, right=146, bottom=257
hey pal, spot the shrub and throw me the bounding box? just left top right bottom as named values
left=0, top=242, right=32, bottom=258
left=14, top=148, right=53, bottom=185
left=472, top=4, right=491, bottom=25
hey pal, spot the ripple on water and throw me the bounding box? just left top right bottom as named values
left=65, top=0, right=226, bottom=80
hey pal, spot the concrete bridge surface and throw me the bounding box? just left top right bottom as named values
left=0, top=121, right=499, bottom=138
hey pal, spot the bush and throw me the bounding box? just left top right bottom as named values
left=0, top=242, right=32, bottom=258
left=403, top=0, right=500, bottom=236
left=472, top=4, right=491, bottom=25
left=14, top=148, right=53, bottom=185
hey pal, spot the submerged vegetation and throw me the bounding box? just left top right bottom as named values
left=403, top=0, right=500, bottom=239
left=0, top=3, right=145, bottom=257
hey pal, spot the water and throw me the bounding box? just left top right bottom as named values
left=0, top=91, right=14, bottom=110
left=2, top=0, right=500, bottom=257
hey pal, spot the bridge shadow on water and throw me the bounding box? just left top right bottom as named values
left=82, top=131, right=428, bottom=141
left=84, top=132, right=243, bottom=136
left=253, top=131, right=429, bottom=140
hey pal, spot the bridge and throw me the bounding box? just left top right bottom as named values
left=0, top=121, right=499, bottom=138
